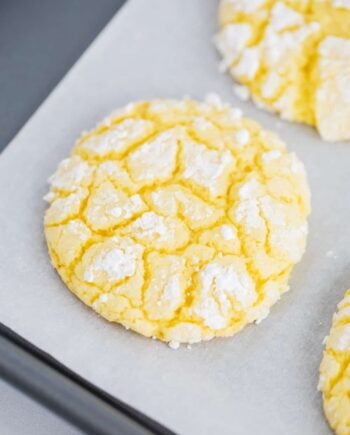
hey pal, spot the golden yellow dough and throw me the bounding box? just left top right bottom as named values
left=44, top=96, right=310, bottom=348
left=215, top=0, right=350, bottom=142
left=319, top=289, right=350, bottom=435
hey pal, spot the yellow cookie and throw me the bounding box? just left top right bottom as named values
left=215, top=0, right=350, bottom=142
left=44, top=96, right=310, bottom=348
left=319, top=289, right=350, bottom=435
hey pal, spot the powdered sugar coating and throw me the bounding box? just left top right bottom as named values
left=44, top=97, right=310, bottom=346
left=216, top=0, right=350, bottom=141
left=319, top=288, right=350, bottom=435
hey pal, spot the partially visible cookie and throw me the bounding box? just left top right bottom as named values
left=44, top=96, right=310, bottom=348
left=215, top=0, right=350, bottom=142
left=319, top=289, right=350, bottom=435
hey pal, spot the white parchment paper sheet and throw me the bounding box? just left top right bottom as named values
left=1, top=1, right=349, bottom=433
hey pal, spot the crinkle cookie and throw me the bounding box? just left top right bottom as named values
left=44, top=96, right=310, bottom=348
left=215, top=0, right=350, bottom=142
left=319, top=289, right=350, bottom=435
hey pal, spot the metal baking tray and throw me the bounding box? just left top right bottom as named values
left=0, top=323, right=172, bottom=434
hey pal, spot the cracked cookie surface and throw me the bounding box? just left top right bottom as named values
left=215, top=0, right=350, bottom=142
left=44, top=96, right=310, bottom=347
left=319, top=289, right=350, bottom=435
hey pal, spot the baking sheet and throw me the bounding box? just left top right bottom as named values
left=1, top=0, right=349, bottom=433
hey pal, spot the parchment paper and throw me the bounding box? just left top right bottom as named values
left=1, top=1, right=349, bottom=433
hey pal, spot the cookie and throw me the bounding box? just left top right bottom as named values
left=215, top=0, right=350, bottom=142
left=44, top=96, right=310, bottom=347
left=319, top=289, right=350, bottom=435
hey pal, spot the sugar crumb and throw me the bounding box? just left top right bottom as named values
left=168, top=340, right=180, bottom=350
